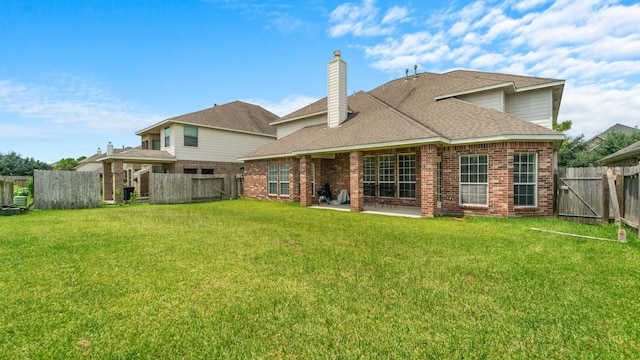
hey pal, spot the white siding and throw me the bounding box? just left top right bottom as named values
left=277, top=113, right=326, bottom=139
left=174, top=126, right=275, bottom=162
left=506, top=89, right=553, bottom=129
left=458, top=90, right=504, bottom=111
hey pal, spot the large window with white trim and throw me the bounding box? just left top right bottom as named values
left=268, top=164, right=277, bottom=195
left=459, top=154, right=488, bottom=206
left=363, top=156, right=375, bottom=196
left=514, top=153, right=537, bottom=207
left=279, top=164, right=289, bottom=196
left=378, top=154, right=395, bottom=198
left=398, top=153, right=416, bottom=198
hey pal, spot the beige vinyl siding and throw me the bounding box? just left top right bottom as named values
left=505, top=89, right=553, bottom=129
left=277, top=113, right=326, bottom=139
left=174, top=127, right=275, bottom=162
left=458, top=89, right=504, bottom=111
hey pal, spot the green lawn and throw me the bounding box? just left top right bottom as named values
left=1, top=199, right=639, bottom=359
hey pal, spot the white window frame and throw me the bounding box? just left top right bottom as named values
left=268, top=164, right=277, bottom=196
left=459, top=154, right=488, bottom=206
left=378, top=154, right=395, bottom=198
left=184, top=126, right=198, bottom=147
left=163, top=127, right=171, bottom=147
left=279, top=164, right=289, bottom=196
left=514, top=152, right=537, bottom=207
left=398, top=153, right=416, bottom=199
left=363, top=156, right=375, bottom=197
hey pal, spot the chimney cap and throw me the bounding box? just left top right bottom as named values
left=333, top=50, right=341, bottom=59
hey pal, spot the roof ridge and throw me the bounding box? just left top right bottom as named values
left=363, top=91, right=442, bottom=138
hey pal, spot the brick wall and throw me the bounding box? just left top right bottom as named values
left=244, top=158, right=299, bottom=202
left=439, top=142, right=555, bottom=218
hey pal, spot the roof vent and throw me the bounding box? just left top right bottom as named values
left=413, top=65, right=418, bottom=78
left=405, top=68, right=409, bottom=80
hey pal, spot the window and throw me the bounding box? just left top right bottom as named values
left=398, top=153, right=416, bottom=198
left=152, top=165, right=163, bottom=173
left=363, top=156, right=375, bottom=196
left=437, top=158, right=442, bottom=207
left=202, top=169, right=214, bottom=175
left=152, top=140, right=161, bottom=150
left=459, top=154, right=488, bottom=206
left=164, top=127, right=171, bottom=147
left=378, top=154, right=395, bottom=198
left=514, top=153, right=537, bottom=207
left=184, top=126, right=198, bottom=147
left=142, top=140, right=149, bottom=150
left=183, top=168, right=197, bottom=174
left=268, top=164, right=277, bottom=195
left=279, top=164, right=289, bottom=196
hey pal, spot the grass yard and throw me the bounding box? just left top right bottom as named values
left=1, top=199, right=639, bottom=359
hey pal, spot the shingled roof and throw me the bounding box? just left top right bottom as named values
left=242, top=70, right=564, bottom=160
left=137, top=100, right=278, bottom=137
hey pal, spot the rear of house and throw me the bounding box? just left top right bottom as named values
left=241, top=51, right=565, bottom=218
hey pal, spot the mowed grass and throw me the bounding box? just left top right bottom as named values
left=1, top=199, right=639, bottom=359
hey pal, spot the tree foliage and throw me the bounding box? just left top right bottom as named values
left=0, top=152, right=52, bottom=176
left=558, top=131, right=640, bottom=168
left=54, top=156, right=86, bottom=171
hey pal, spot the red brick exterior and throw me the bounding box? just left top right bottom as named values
left=243, top=141, right=556, bottom=218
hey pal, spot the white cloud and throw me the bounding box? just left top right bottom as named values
left=0, top=74, right=162, bottom=135
left=328, top=0, right=407, bottom=37
left=245, top=95, right=321, bottom=117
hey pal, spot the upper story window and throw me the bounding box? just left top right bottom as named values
left=460, top=154, right=488, bottom=206
left=164, top=127, right=171, bottom=147
left=184, top=126, right=198, bottom=147
left=142, top=140, right=149, bottom=149
left=152, top=140, right=160, bottom=150
left=514, top=153, right=537, bottom=207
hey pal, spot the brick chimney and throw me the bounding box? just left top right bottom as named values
left=327, top=50, right=347, bottom=128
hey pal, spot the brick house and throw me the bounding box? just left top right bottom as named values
left=98, top=101, right=277, bottom=203
left=240, top=51, right=565, bottom=218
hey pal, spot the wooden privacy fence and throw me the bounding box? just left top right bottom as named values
left=34, top=170, right=101, bottom=210
left=556, top=166, right=640, bottom=228
left=149, top=173, right=239, bottom=204
left=0, top=178, right=15, bottom=206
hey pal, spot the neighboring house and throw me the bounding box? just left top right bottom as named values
left=240, top=51, right=565, bottom=218
left=75, top=146, right=134, bottom=172
left=601, top=141, right=640, bottom=166
left=98, top=101, right=278, bottom=202
left=586, top=123, right=639, bottom=152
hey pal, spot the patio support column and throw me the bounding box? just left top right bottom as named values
left=103, top=161, right=113, bottom=201
left=420, top=144, right=438, bottom=217
left=113, top=159, right=124, bottom=204
left=350, top=151, right=364, bottom=212
left=299, top=155, right=313, bottom=207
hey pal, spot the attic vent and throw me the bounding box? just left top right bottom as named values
left=414, top=65, right=418, bottom=78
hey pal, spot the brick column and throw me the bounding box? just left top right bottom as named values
left=299, top=155, right=313, bottom=207
left=103, top=161, right=113, bottom=202
left=350, top=151, right=364, bottom=212
left=113, top=159, right=124, bottom=204
left=420, top=144, right=438, bottom=217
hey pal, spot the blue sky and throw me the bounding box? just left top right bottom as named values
left=1, top=0, right=639, bottom=163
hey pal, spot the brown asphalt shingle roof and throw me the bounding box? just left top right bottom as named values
left=138, top=100, right=277, bottom=136
left=243, top=70, right=563, bottom=159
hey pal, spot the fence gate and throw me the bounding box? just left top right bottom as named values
left=556, top=167, right=608, bottom=225
left=149, top=173, right=236, bottom=204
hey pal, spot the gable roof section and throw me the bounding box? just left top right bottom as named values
left=136, top=100, right=277, bottom=137
left=242, top=70, right=564, bottom=160
left=601, top=140, right=640, bottom=164
left=96, top=147, right=176, bottom=164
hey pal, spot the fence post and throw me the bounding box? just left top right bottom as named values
left=602, top=174, right=610, bottom=224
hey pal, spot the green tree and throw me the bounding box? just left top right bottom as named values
left=0, top=151, right=52, bottom=176
left=54, top=156, right=86, bottom=170
left=590, top=131, right=640, bottom=161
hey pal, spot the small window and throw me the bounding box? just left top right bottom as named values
left=183, top=168, right=197, bottom=174
left=398, top=153, right=416, bottom=199
left=142, top=140, right=149, bottom=150
left=164, top=127, right=171, bottom=147
left=279, top=164, right=289, bottom=196
left=378, top=154, right=395, bottom=198
left=202, top=169, right=214, bottom=175
left=152, top=165, right=163, bottom=173
left=459, top=154, right=488, bottom=206
left=514, top=153, right=537, bottom=207
left=268, top=164, right=277, bottom=195
left=363, top=156, right=375, bottom=196
left=152, top=140, right=161, bottom=150
left=184, top=126, right=198, bottom=147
